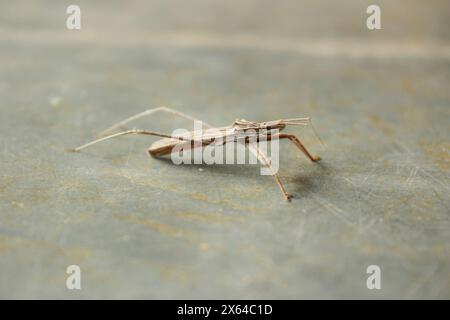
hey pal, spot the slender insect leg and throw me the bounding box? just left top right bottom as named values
left=247, top=143, right=293, bottom=201
left=99, top=106, right=212, bottom=136
left=277, top=133, right=321, bottom=162
left=68, top=129, right=202, bottom=152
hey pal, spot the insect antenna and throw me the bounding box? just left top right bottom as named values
left=281, top=118, right=326, bottom=149
left=279, top=118, right=310, bottom=125
left=306, top=118, right=326, bottom=149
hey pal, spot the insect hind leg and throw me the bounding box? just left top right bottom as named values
left=98, top=106, right=212, bottom=137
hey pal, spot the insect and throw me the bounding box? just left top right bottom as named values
left=69, top=107, right=321, bottom=201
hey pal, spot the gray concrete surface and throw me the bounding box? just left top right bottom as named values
left=0, top=0, right=449, bottom=299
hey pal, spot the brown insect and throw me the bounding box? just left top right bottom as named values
left=69, top=107, right=321, bottom=201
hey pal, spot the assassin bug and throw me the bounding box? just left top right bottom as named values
left=69, top=107, right=321, bottom=201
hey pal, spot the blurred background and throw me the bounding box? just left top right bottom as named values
left=0, top=0, right=449, bottom=299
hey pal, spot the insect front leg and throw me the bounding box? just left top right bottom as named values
left=277, top=133, right=321, bottom=162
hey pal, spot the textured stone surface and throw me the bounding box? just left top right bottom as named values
left=0, top=0, right=449, bottom=299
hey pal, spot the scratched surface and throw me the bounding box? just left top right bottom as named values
left=0, top=0, right=449, bottom=299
